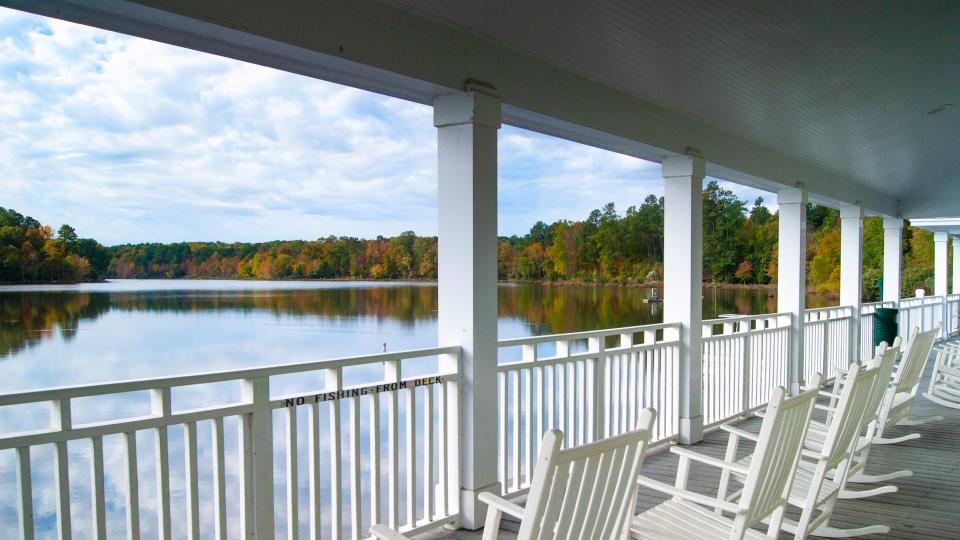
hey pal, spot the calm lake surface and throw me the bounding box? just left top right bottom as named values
left=0, top=280, right=833, bottom=538
left=0, top=279, right=833, bottom=390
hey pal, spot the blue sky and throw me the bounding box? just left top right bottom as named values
left=0, top=7, right=770, bottom=245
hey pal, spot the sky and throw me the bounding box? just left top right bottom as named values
left=0, top=7, right=771, bottom=246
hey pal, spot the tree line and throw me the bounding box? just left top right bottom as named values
left=0, top=186, right=941, bottom=299
left=0, top=207, right=112, bottom=283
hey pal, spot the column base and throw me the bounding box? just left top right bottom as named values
left=678, top=415, right=704, bottom=445
left=458, top=481, right=502, bottom=530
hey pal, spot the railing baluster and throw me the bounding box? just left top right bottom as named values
left=497, top=371, right=507, bottom=495
left=405, top=381, right=416, bottom=528
left=521, top=343, right=534, bottom=487
left=90, top=436, right=106, bottom=539
left=211, top=418, right=226, bottom=540
left=423, top=384, right=434, bottom=522
left=286, top=407, right=298, bottom=540
left=349, top=397, right=361, bottom=540
left=150, top=389, right=171, bottom=540
left=124, top=431, right=141, bottom=540
left=324, top=368, right=342, bottom=538
left=50, top=398, right=72, bottom=540
left=437, top=380, right=447, bottom=517
left=445, top=376, right=460, bottom=514
left=370, top=392, right=381, bottom=526
left=384, top=359, right=399, bottom=529
left=184, top=422, right=200, bottom=540
left=510, top=369, right=520, bottom=490
left=17, top=446, right=33, bottom=540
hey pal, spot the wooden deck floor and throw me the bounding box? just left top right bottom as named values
left=428, top=345, right=960, bottom=539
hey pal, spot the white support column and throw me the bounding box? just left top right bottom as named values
left=839, top=204, right=863, bottom=363
left=953, top=237, right=960, bottom=294
left=935, top=231, right=949, bottom=338
left=434, top=87, right=501, bottom=529
left=663, top=152, right=704, bottom=445
left=883, top=218, right=903, bottom=304
left=778, top=187, right=807, bottom=393
left=935, top=232, right=949, bottom=296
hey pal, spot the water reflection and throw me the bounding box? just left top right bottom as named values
left=0, top=281, right=831, bottom=361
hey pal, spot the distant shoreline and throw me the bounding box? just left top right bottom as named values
left=0, top=277, right=799, bottom=292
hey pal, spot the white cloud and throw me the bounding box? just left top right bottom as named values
left=0, top=7, right=774, bottom=245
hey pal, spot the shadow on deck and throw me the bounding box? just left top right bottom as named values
left=428, top=347, right=960, bottom=539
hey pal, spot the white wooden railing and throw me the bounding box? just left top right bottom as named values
left=495, top=322, right=680, bottom=496
left=899, top=295, right=944, bottom=335
left=701, top=313, right=791, bottom=426
left=946, top=294, right=960, bottom=335
left=860, top=300, right=896, bottom=358
left=803, top=306, right=854, bottom=382
left=0, top=347, right=460, bottom=540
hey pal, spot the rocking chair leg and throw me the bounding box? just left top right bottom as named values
left=481, top=509, right=503, bottom=540
left=847, top=470, right=912, bottom=483
left=838, top=485, right=897, bottom=499
left=896, top=415, right=943, bottom=426
left=810, top=524, right=891, bottom=538
left=872, top=433, right=921, bottom=445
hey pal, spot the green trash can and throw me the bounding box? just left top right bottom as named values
left=874, top=307, right=898, bottom=347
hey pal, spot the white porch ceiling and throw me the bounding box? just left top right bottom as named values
left=5, top=0, right=958, bottom=218
left=384, top=0, right=959, bottom=218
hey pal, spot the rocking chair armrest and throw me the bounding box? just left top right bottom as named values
left=720, top=424, right=759, bottom=442
left=637, top=475, right=741, bottom=514
left=478, top=492, right=525, bottom=520
left=670, top=446, right=750, bottom=475
left=369, top=525, right=410, bottom=540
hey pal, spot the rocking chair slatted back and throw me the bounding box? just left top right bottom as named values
left=864, top=340, right=901, bottom=425
left=736, top=384, right=818, bottom=531
left=519, top=408, right=656, bottom=540
left=821, top=363, right=881, bottom=470
left=895, top=326, right=938, bottom=394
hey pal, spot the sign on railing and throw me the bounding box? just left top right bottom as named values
left=0, top=346, right=460, bottom=540
left=495, top=322, right=680, bottom=496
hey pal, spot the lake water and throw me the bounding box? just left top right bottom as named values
left=0, top=280, right=832, bottom=538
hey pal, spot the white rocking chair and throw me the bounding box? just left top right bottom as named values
left=922, top=340, right=960, bottom=408
left=829, top=340, right=907, bottom=490
left=369, top=409, right=657, bottom=540
left=631, top=384, right=819, bottom=539
left=872, top=325, right=942, bottom=444
left=718, top=364, right=887, bottom=538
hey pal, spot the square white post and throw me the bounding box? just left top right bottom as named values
left=662, top=153, right=704, bottom=445
left=935, top=231, right=949, bottom=338
left=883, top=218, right=903, bottom=304
left=778, top=187, right=807, bottom=393
left=434, top=88, right=501, bottom=529
left=953, top=237, right=960, bottom=294
left=839, top=204, right=863, bottom=362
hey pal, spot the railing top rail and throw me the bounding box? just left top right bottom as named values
left=862, top=300, right=896, bottom=308
left=0, top=345, right=460, bottom=406
left=702, top=311, right=791, bottom=325
left=901, top=295, right=945, bottom=305
left=804, top=304, right=854, bottom=314
left=496, top=322, right=681, bottom=347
